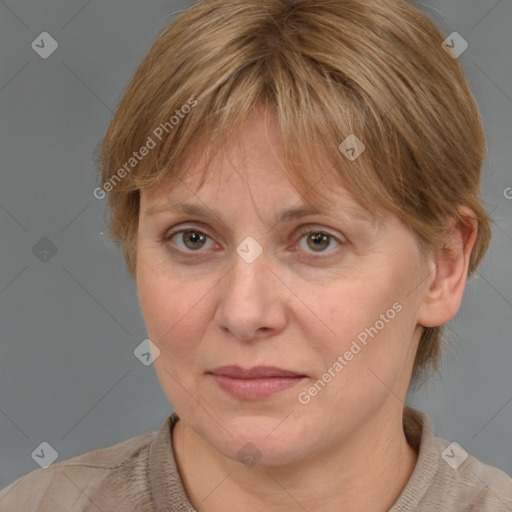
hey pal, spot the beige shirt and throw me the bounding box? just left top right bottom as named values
left=1, top=406, right=511, bottom=511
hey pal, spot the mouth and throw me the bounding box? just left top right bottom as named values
left=207, top=365, right=307, bottom=400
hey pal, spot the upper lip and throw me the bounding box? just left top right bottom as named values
left=209, top=365, right=306, bottom=379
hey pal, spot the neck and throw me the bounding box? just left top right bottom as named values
left=172, top=405, right=418, bottom=512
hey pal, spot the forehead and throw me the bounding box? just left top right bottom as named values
left=139, top=106, right=377, bottom=224
left=141, top=165, right=376, bottom=229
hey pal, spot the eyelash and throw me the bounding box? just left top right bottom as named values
left=162, top=225, right=345, bottom=259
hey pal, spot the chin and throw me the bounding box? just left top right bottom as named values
left=197, top=416, right=313, bottom=468
left=220, top=435, right=309, bottom=468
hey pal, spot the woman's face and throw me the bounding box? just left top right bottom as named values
left=136, top=110, right=431, bottom=466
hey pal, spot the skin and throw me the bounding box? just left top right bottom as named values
left=135, top=107, right=477, bottom=511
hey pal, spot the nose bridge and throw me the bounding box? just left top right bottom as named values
left=215, top=238, right=285, bottom=340
left=224, top=239, right=269, bottom=311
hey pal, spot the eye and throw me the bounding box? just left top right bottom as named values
left=295, top=227, right=343, bottom=255
left=163, top=225, right=344, bottom=258
left=164, top=228, right=218, bottom=252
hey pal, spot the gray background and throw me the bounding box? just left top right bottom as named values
left=1, top=0, right=511, bottom=491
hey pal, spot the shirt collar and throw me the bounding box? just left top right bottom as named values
left=149, top=411, right=193, bottom=511
left=389, top=406, right=441, bottom=510
left=149, top=406, right=440, bottom=511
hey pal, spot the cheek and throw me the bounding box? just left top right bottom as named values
left=317, top=272, right=414, bottom=379
left=137, top=264, right=210, bottom=410
left=323, top=277, right=396, bottom=340
left=137, top=258, right=206, bottom=364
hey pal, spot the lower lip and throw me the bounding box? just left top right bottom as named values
left=210, top=374, right=306, bottom=399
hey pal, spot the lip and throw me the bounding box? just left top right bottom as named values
left=209, top=365, right=306, bottom=379
left=208, top=366, right=307, bottom=400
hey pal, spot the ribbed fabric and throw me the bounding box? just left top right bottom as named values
left=1, top=407, right=510, bottom=511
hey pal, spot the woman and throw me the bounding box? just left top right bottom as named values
left=1, top=0, right=510, bottom=510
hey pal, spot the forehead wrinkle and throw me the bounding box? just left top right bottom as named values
left=143, top=198, right=377, bottom=233
left=143, top=157, right=377, bottom=228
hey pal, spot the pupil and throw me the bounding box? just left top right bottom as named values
left=186, top=231, right=205, bottom=249
left=309, top=233, right=329, bottom=251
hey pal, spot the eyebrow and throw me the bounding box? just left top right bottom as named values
left=143, top=200, right=373, bottom=225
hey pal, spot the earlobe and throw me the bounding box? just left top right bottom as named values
left=417, top=208, right=478, bottom=328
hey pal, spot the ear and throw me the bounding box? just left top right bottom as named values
left=417, top=207, right=478, bottom=328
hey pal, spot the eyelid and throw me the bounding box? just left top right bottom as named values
left=295, top=225, right=346, bottom=243
left=163, top=221, right=344, bottom=240
left=163, top=223, right=214, bottom=241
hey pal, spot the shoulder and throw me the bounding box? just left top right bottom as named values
left=396, top=407, right=512, bottom=511
left=0, top=430, right=157, bottom=512
left=411, top=407, right=511, bottom=510
left=429, top=435, right=512, bottom=511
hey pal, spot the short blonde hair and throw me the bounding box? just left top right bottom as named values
left=96, top=0, right=493, bottom=388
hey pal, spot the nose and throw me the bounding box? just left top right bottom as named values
left=214, top=248, right=287, bottom=343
